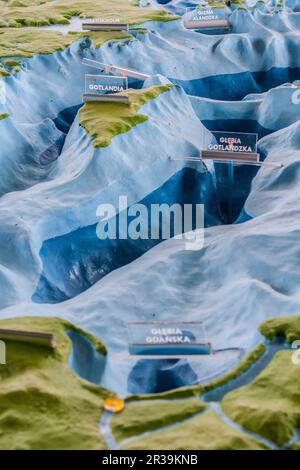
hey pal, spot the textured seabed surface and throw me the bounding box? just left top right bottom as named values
left=1, top=0, right=300, bottom=397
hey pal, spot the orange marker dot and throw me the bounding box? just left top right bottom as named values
left=104, top=396, right=125, bottom=413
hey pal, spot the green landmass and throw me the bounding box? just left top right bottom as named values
left=121, top=410, right=268, bottom=450
left=0, top=0, right=178, bottom=58
left=221, top=349, right=300, bottom=446
left=221, top=314, right=300, bottom=447
left=259, top=313, right=300, bottom=343
left=222, top=315, right=300, bottom=446
left=0, top=316, right=110, bottom=450
left=111, top=398, right=206, bottom=442
left=0, top=0, right=298, bottom=452
left=79, top=85, right=173, bottom=148
left=0, top=66, right=10, bottom=76
left=0, top=0, right=177, bottom=28
left=0, top=58, right=21, bottom=73
left=208, top=2, right=227, bottom=7
left=0, top=27, right=133, bottom=58
left=1, top=59, right=20, bottom=66
left=120, top=315, right=300, bottom=450
left=0, top=312, right=298, bottom=450
left=0, top=27, right=81, bottom=58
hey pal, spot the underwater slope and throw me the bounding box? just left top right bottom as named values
left=0, top=76, right=217, bottom=309
left=190, top=82, right=300, bottom=134
left=0, top=0, right=300, bottom=397
left=33, top=80, right=300, bottom=303
left=33, top=166, right=222, bottom=303
left=2, top=115, right=300, bottom=394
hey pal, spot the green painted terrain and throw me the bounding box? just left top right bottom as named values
left=0, top=27, right=131, bottom=58
left=116, top=315, right=300, bottom=449
left=290, top=442, right=300, bottom=450
left=111, top=398, right=206, bottom=442
left=1, top=59, right=20, bottom=66
left=0, top=0, right=177, bottom=58
left=0, top=0, right=297, bottom=452
left=0, top=66, right=10, bottom=76
left=221, top=315, right=300, bottom=447
left=0, top=0, right=176, bottom=28
left=121, top=410, right=268, bottom=450
left=79, top=85, right=173, bottom=148
left=0, top=316, right=110, bottom=450
left=0, top=27, right=75, bottom=58
left=260, top=313, right=300, bottom=343
left=0, top=314, right=299, bottom=450
left=222, top=349, right=300, bottom=446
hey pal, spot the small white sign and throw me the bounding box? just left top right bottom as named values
left=208, top=131, right=258, bottom=153
left=146, top=328, right=193, bottom=344
left=85, top=74, right=128, bottom=95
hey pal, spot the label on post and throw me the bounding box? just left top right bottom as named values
left=85, top=74, right=128, bottom=95
left=127, top=322, right=211, bottom=356
left=207, top=131, right=258, bottom=153
left=183, top=6, right=229, bottom=28
left=87, top=16, right=125, bottom=24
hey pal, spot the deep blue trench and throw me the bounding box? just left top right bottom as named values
left=33, top=65, right=294, bottom=305
left=38, top=104, right=82, bottom=166
left=40, top=66, right=293, bottom=166
left=33, top=166, right=221, bottom=303
left=33, top=104, right=280, bottom=306
left=33, top=151, right=258, bottom=305
left=201, top=118, right=272, bottom=223
left=172, top=67, right=300, bottom=101
left=31, top=52, right=296, bottom=394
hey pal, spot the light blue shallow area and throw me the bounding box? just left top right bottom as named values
left=0, top=4, right=300, bottom=395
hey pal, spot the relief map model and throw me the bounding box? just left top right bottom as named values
left=0, top=0, right=300, bottom=452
